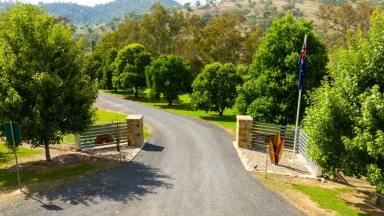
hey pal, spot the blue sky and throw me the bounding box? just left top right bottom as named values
left=20, top=0, right=191, bottom=6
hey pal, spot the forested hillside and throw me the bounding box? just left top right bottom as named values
left=0, top=0, right=180, bottom=24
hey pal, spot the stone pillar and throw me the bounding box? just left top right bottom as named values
left=236, top=115, right=253, bottom=148
left=75, top=134, right=81, bottom=151
left=126, top=115, right=144, bottom=147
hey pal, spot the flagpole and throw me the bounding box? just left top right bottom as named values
left=293, top=35, right=307, bottom=157
left=293, top=88, right=302, bottom=154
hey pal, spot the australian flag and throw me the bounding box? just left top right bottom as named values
left=298, top=35, right=307, bottom=90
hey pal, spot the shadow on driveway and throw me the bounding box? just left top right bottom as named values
left=27, top=161, right=173, bottom=207
left=142, top=143, right=164, bottom=152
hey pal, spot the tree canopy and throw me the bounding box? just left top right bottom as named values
left=96, top=4, right=264, bottom=76
left=191, top=63, right=242, bottom=116
left=236, top=14, right=328, bottom=125
left=318, top=1, right=374, bottom=47
left=145, top=55, right=192, bottom=105
left=303, top=9, right=384, bottom=195
left=101, top=48, right=118, bottom=90
left=112, top=43, right=151, bottom=97
left=199, top=13, right=246, bottom=64
left=0, top=5, right=97, bottom=161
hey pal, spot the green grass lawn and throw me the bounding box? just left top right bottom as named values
left=94, top=109, right=127, bottom=123
left=102, top=90, right=237, bottom=133
left=0, top=144, right=42, bottom=166
left=292, top=185, right=363, bottom=216
left=0, top=162, right=104, bottom=190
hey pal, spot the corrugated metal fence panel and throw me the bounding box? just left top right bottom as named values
left=80, top=121, right=128, bottom=149
left=252, top=121, right=295, bottom=149
left=297, top=130, right=317, bottom=171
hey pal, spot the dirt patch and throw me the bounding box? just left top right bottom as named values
left=16, top=153, right=102, bottom=171
left=340, top=191, right=384, bottom=216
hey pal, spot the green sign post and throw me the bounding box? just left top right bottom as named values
left=4, top=121, right=22, bottom=190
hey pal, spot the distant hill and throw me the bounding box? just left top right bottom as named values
left=0, top=0, right=181, bottom=24
left=186, top=0, right=322, bottom=28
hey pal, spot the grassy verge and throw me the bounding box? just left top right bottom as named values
left=293, top=185, right=361, bottom=216
left=0, top=162, right=105, bottom=190
left=144, top=125, right=151, bottom=140
left=94, top=109, right=127, bottom=123
left=102, top=90, right=237, bottom=133
left=0, top=144, right=42, bottom=167
left=253, top=173, right=366, bottom=216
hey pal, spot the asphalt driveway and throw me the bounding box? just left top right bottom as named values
left=0, top=93, right=301, bottom=216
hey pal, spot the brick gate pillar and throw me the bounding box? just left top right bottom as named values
left=126, top=115, right=144, bottom=147
left=236, top=115, right=253, bottom=148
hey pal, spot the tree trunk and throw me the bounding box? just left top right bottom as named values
left=168, top=97, right=173, bottom=106
left=219, top=110, right=224, bottom=117
left=44, top=141, right=52, bottom=162
left=218, top=106, right=224, bottom=117
left=135, top=88, right=138, bottom=98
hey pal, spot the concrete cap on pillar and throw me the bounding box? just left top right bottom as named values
left=127, top=115, right=144, bottom=120
left=237, top=115, right=253, bottom=121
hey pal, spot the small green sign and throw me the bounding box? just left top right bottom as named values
left=4, top=121, right=22, bottom=145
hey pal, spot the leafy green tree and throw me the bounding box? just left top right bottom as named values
left=303, top=9, right=384, bottom=196
left=113, top=44, right=151, bottom=97
left=0, top=5, right=97, bottom=161
left=101, top=49, right=118, bottom=90
left=236, top=14, right=327, bottom=125
left=191, top=63, right=242, bottom=116
left=146, top=55, right=192, bottom=105
left=96, top=3, right=205, bottom=78
left=83, top=52, right=103, bottom=82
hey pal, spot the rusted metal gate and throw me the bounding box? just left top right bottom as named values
left=80, top=121, right=128, bottom=150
